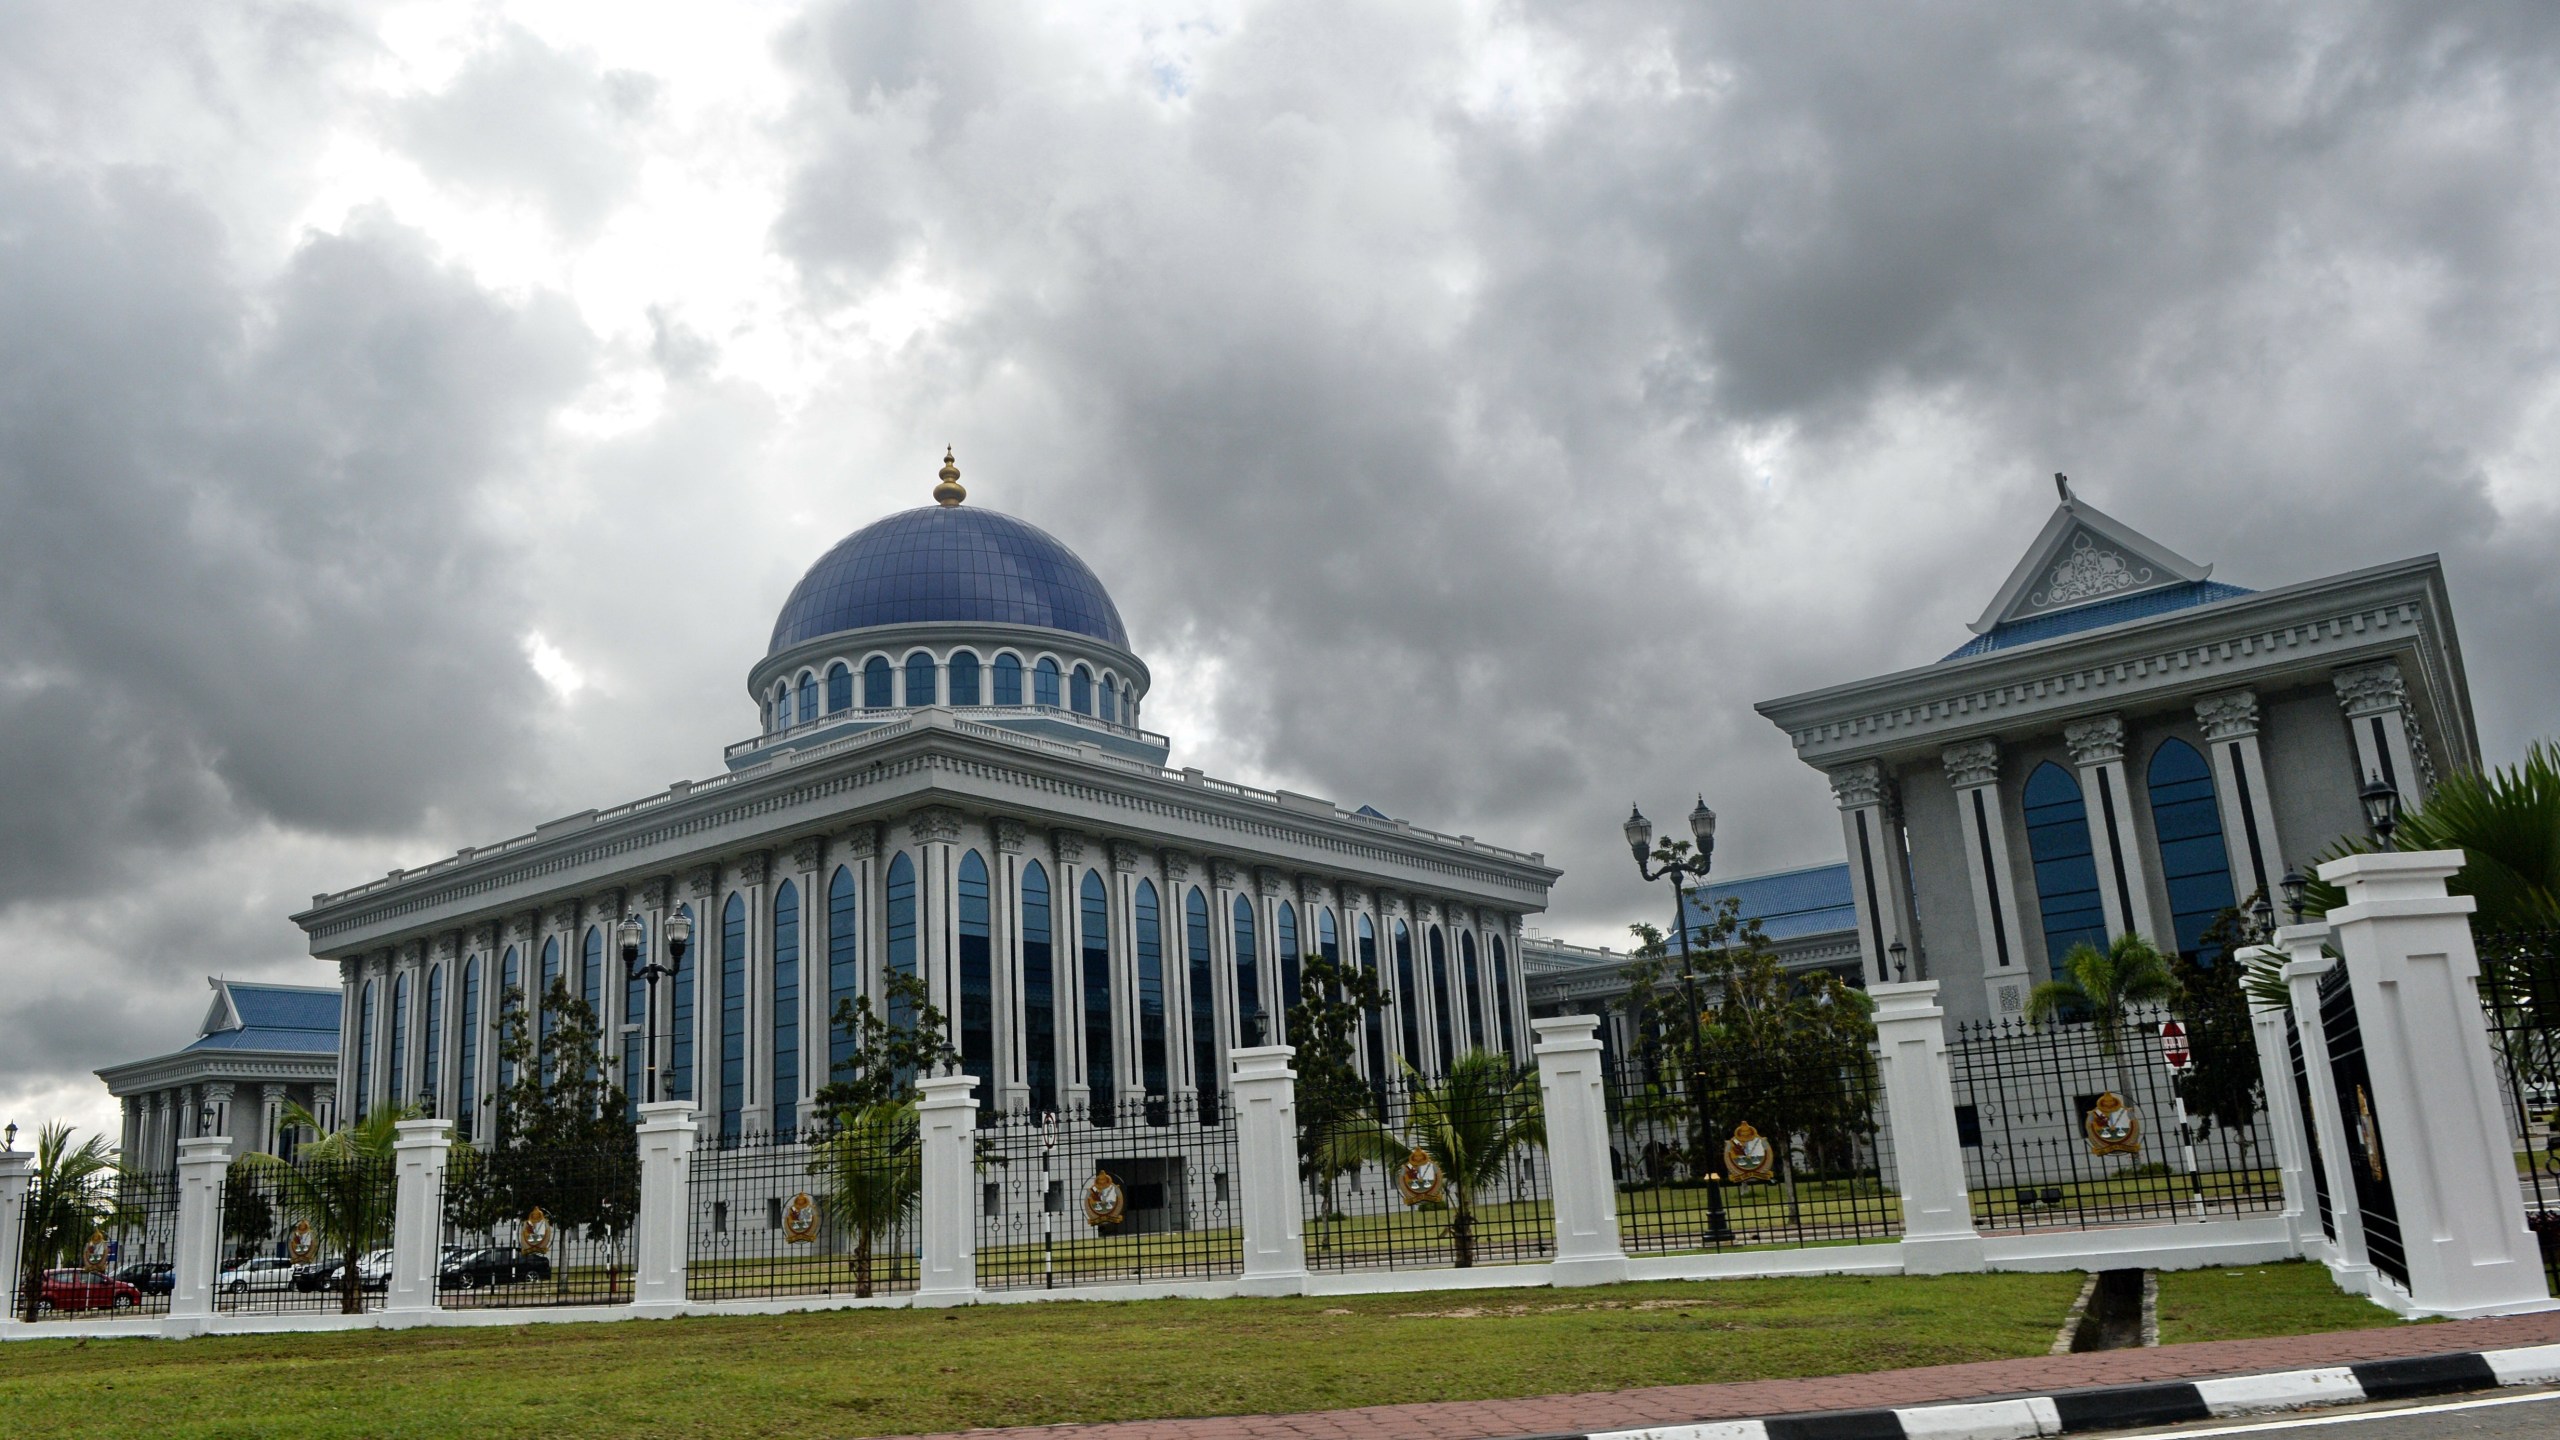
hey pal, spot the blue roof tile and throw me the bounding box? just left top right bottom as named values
left=1677, top=863, right=1858, bottom=943
left=1943, top=581, right=2254, bottom=661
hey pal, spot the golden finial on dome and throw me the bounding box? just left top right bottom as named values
left=933, top=447, right=966, bottom=506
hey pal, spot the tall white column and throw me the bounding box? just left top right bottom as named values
left=2064, top=714, right=2162, bottom=946
left=911, top=811, right=964, bottom=1048
left=0, top=1143, right=30, bottom=1330
left=914, top=1074, right=978, bottom=1305
left=993, top=820, right=1032, bottom=1115
left=1533, top=1015, right=1627, bottom=1285
left=2282, top=921, right=2369, bottom=1292
left=1831, top=762, right=1917, bottom=986
left=1110, top=840, right=1145, bottom=1106
left=1231, top=1045, right=1308, bottom=1292
left=1870, top=980, right=1984, bottom=1273
left=1055, top=832, right=1092, bottom=1110
left=2333, top=662, right=2428, bottom=813
left=168, top=1136, right=231, bottom=1327
left=632, top=1100, right=698, bottom=1312
left=2237, top=945, right=2316, bottom=1257
left=386, top=1118, right=451, bottom=1315
left=1942, top=740, right=2034, bottom=1019
left=2196, top=690, right=2286, bottom=908
left=2320, top=850, right=2553, bottom=1317
left=735, top=852, right=771, bottom=1136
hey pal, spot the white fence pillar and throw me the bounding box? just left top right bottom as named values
left=2238, top=945, right=2315, bottom=1256
left=386, top=1118, right=452, bottom=1315
left=1870, top=980, right=1984, bottom=1274
left=0, top=1144, right=29, bottom=1329
left=1532, top=1015, right=1627, bottom=1285
left=169, top=1136, right=231, bottom=1326
left=2321, top=850, right=2554, bottom=1318
left=632, top=1102, right=698, bottom=1313
left=2283, top=920, right=2370, bottom=1292
left=1231, top=1045, right=1308, bottom=1293
left=915, top=1074, right=978, bottom=1306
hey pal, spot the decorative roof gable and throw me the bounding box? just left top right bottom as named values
left=199, top=977, right=244, bottom=1037
left=1969, top=479, right=2213, bottom=635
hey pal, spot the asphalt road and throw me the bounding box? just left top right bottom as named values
left=2121, top=1389, right=2560, bottom=1438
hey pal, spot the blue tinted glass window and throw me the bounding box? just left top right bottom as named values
left=2149, top=738, right=2238, bottom=965
left=498, top=947, right=520, bottom=1095
left=1023, top=861, right=1056, bottom=1113
left=773, top=880, right=799, bottom=1133
left=1276, top=902, right=1300, bottom=1031
left=1186, top=887, right=1216, bottom=1117
left=581, top=925, right=602, bottom=1025
left=388, top=972, right=409, bottom=1114
left=1035, top=658, right=1061, bottom=707
left=949, top=651, right=981, bottom=706
left=1460, top=932, right=1485, bottom=1053
left=994, top=654, right=1023, bottom=706
left=621, top=921, right=645, bottom=1119
left=2024, top=761, right=2108, bottom=979
left=720, top=892, right=746, bottom=1142
left=1071, top=664, right=1093, bottom=715
left=864, top=656, right=892, bottom=708
left=1081, top=870, right=1114, bottom=1118
left=1428, top=927, right=1455, bottom=1071
left=1135, top=880, right=1168, bottom=1110
left=1491, top=935, right=1516, bottom=1057
left=1098, top=675, right=1116, bottom=724
left=1393, top=923, right=1420, bottom=1070
left=797, top=671, right=817, bottom=724
left=458, top=957, right=481, bottom=1141
left=826, top=662, right=852, bottom=713
left=958, top=851, right=993, bottom=1097
left=827, top=867, right=859, bottom=1080
left=1232, top=896, right=1261, bottom=1045
left=904, top=651, right=936, bottom=707
left=767, top=507, right=1130, bottom=654
left=356, top=980, right=375, bottom=1120
left=422, top=964, right=443, bottom=1101
left=886, top=854, right=918, bottom=1038
left=540, top=936, right=561, bottom=1051
left=1358, top=916, right=1386, bottom=1082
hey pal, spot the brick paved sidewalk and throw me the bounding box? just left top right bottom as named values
left=894, top=1310, right=2560, bottom=1440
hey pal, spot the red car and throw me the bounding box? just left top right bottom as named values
left=28, top=1267, right=143, bottom=1313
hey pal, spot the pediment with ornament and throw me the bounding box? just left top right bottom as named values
left=1967, top=489, right=2213, bottom=635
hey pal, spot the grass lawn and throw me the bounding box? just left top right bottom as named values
left=0, top=1264, right=2409, bottom=1440
left=2152, top=1260, right=2402, bottom=1345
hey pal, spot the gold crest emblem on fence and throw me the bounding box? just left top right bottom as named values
left=520, top=1205, right=554, bottom=1255
left=1398, top=1147, right=1444, bottom=1206
left=2083, top=1092, right=2142, bottom=1157
left=1083, top=1169, right=1127, bottom=1227
left=2355, top=1085, right=2386, bottom=1183
left=782, top=1191, right=820, bottom=1244
left=1723, top=1123, right=1776, bottom=1184
left=82, top=1229, right=109, bottom=1273
left=287, top=1219, right=318, bottom=1263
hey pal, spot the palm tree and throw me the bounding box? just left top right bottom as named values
left=1322, top=1050, right=1545, bottom=1267
left=2311, top=741, right=2560, bottom=934
left=2027, top=933, right=2182, bottom=1104
left=809, top=1101, right=920, bottom=1298
left=17, top=1123, right=136, bottom=1321
left=236, top=1101, right=411, bottom=1315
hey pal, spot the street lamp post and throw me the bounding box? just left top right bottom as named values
left=621, top=911, right=693, bottom=1106
left=1625, top=797, right=1732, bottom=1243
left=2359, top=773, right=2403, bottom=851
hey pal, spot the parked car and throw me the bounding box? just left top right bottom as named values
left=353, top=1248, right=394, bottom=1291
left=217, top=1257, right=297, bottom=1293
left=440, top=1246, right=551, bottom=1289
left=112, top=1262, right=174, bottom=1296
left=291, top=1259, right=340, bottom=1293
left=27, top=1268, right=143, bottom=1313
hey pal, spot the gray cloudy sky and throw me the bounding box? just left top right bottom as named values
left=5, top=1, right=2557, bottom=1136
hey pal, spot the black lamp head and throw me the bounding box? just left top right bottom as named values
left=1623, top=804, right=1653, bottom=859
left=1887, top=938, right=1908, bottom=981
left=2279, top=868, right=2309, bottom=924
left=2359, top=773, right=2401, bottom=850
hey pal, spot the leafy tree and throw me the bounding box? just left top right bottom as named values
left=1688, top=933, right=1878, bottom=1217
left=2171, top=907, right=2264, bottom=1143
left=1321, top=1051, right=1544, bottom=1267
left=815, top=970, right=959, bottom=1116
left=1284, top=949, right=1386, bottom=1219
left=2306, top=740, right=2560, bottom=936
left=479, top=976, right=639, bottom=1296
left=221, top=1171, right=276, bottom=1260
left=239, top=1101, right=410, bottom=1315
left=803, top=970, right=958, bottom=1298
left=16, top=1123, right=136, bottom=1321
left=2027, top=932, right=2181, bottom=1104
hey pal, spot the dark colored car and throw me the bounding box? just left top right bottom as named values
left=439, top=1246, right=552, bottom=1289
left=28, top=1268, right=143, bottom=1313
left=112, top=1262, right=174, bottom=1296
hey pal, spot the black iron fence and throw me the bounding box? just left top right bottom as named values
left=216, top=1155, right=391, bottom=1314
left=688, top=1119, right=919, bottom=1301
left=1604, top=1052, right=1898, bottom=1254
left=2475, top=929, right=2560, bottom=1296
left=438, top=1137, right=638, bottom=1308
left=978, top=1093, right=1243, bottom=1289
left=1948, top=1005, right=2281, bottom=1230
left=1300, top=1061, right=1552, bottom=1272
left=13, top=1168, right=179, bottom=1321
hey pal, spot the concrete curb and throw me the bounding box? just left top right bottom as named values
left=1510, top=1342, right=2560, bottom=1440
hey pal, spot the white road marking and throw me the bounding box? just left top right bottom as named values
left=2115, top=1388, right=2560, bottom=1436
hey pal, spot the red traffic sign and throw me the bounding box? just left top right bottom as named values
left=2159, top=1019, right=2192, bottom=1072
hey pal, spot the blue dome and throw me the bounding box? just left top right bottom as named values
left=769, top=505, right=1130, bottom=655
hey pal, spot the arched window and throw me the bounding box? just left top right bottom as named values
left=497, top=946, right=521, bottom=1096
left=457, top=956, right=481, bottom=1141
left=1034, top=657, right=1062, bottom=708
left=356, top=979, right=377, bottom=1121
left=827, top=866, right=859, bottom=1080
left=1098, top=674, right=1117, bottom=724
left=667, top=909, right=694, bottom=1101
left=1135, top=879, right=1169, bottom=1116
left=797, top=670, right=818, bottom=725
left=1357, top=915, right=1387, bottom=1082
left=2024, top=761, right=2108, bottom=980
left=773, top=880, right=800, bottom=1133
left=1276, top=902, right=1301, bottom=1026
left=1393, top=922, right=1421, bottom=1071
left=2149, top=738, right=2239, bottom=965
left=1232, top=896, right=1262, bottom=1045
left=826, top=661, right=852, bottom=713
left=863, top=655, right=893, bottom=709
left=422, top=963, right=444, bottom=1108
left=581, top=924, right=603, bottom=1034
left=1070, top=664, right=1094, bottom=715
left=1428, top=927, right=1456, bottom=1070
left=1186, top=888, right=1217, bottom=1118
left=958, top=851, right=994, bottom=1096
left=1122, top=684, right=1137, bottom=729
left=886, top=854, right=918, bottom=1038
left=948, top=650, right=982, bottom=706
left=389, top=971, right=410, bottom=1113
left=904, top=650, right=936, bottom=707
left=772, top=685, right=790, bottom=733
left=1081, top=870, right=1114, bottom=1119
left=620, top=920, right=646, bottom=1119
left=993, top=653, right=1023, bottom=706
left=540, top=936, right=561, bottom=1051
left=1023, top=861, right=1056, bottom=1114
left=719, top=892, right=747, bottom=1142
left=1491, top=935, right=1517, bottom=1057
left=1459, top=932, right=1485, bottom=1053
left=1319, top=909, right=1340, bottom=972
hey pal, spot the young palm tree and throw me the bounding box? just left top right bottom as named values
left=17, top=1123, right=136, bottom=1321
left=237, top=1101, right=411, bottom=1315
left=809, top=1100, right=920, bottom=1298
left=1323, top=1050, right=1545, bottom=1267
left=2312, top=740, right=2560, bottom=934
left=2027, top=932, right=2182, bottom=1103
